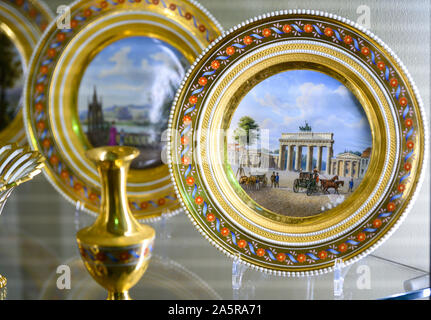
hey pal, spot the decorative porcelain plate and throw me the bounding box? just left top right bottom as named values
left=0, top=0, right=53, bottom=145
left=24, top=0, right=223, bottom=221
left=168, top=10, right=428, bottom=275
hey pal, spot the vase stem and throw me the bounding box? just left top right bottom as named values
left=107, top=290, right=131, bottom=300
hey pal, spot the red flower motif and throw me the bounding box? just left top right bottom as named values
left=397, top=184, right=406, bottom=193
left=56, top=33, right=66, bottom=42
left=357, top=232, right=366, bottom=242
left=152, top=0, right=159, bottom=5
left=89, top=193, right=98, bottom=202
left=243, top=36, right=253, bottom=45
left=42, top=138, right=50, bottom=148
left=262, top=28, right=271, bottom=37
left=35, top=102, right=44, bottom=112
left=189, top=95, right=198, bottom=104
left=74, top=183, right=83, bottom=192
left=256, top=248, right=265, bottom=257
left=276, top=253, right=286, bottom=262
left=238, top=239, right=247, bottom=248
left=226, top=46, right=235, bottom=56
left=361, top=46, right=370, bottom=55
left=40, top=66, right=49, bottom=74
left=158, top=198, right=166, bottom=206
left=373, top=218, right=382, bottom=228
left=37, top=121, right=45, bottom=131
left=343, top=35, right=352, bottom=44
left=198, top=25, right=206, bottom=32
left=83, top=9, right=92, bottom=17
left=387, top=202, right=396, bottom=212
left=324, top=27, right=333, bottom=37
left=406, top=140, right=414, bottom=149
left=377, top=61, right=385, bottom=70
left=338, top=243, right=348, bottom=252
left=183, top=115, right=192, bottom=124
left=15, top=0, right=24, bottom=6
left=119, top=252, right=130, bottom=261
left=185, top=12, right=192, bottom=20
left=60, top=170, right=69, bottom=180
left=36, top=83, right=44, bottom=93
left=404, top=118, right=413, bottom=127
left=399, top=97, right=408, bottom=107
left=100, top=1, right=108, bottom=9
left=206, top=213, right=215, bottom=222
left=47, top=48, right=57, bottom=58
left=140, top=201, right=149, bottom=210
left=195, top=196, right=204, bottom=205
left=211, top=60, right=220, bottom=69
left=198, top=77, right=207, bottom=86
left=404, top=162, right=412, bottom=171
left=169, top=3, right=176, bottom=10
left=181, top=157, right=190, bottom=165
left=70, top=20, right=79, bottom=28
left=50, top=155, right=59, bottom=166
left=181, top=136, right=189, bottom=145
left=96, top=252, right=106, bottom=261
left=297, top=254, right=306, bottom=262
left=186, top=176, right=195, bottom=186
left=220, top=227, right=230, bottom=237
left=390, top=78, right=398, bottom=87
left=318, top=251, right=327, bottom=259
left=303, top=24, right=313, bottom=33
left=283, top=25, right=292, bottom=33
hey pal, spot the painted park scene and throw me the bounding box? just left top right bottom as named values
left=227, top=70, right=373, bottom=218
left=78, top=36, right=189, bottom=170
left=0, top=32, right=24, bottom=131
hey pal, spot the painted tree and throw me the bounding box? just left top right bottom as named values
left=0, top=33, right=21, bottom=130
left=233, top=116, right=260, bottom=169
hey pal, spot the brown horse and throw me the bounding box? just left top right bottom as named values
left=321, top=180, right=344, bottom=194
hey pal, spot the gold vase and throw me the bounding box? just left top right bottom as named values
left=76, top=146, right=155, bottom=300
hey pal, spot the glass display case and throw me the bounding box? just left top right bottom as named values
left=0, top=0, right=428, bottom=300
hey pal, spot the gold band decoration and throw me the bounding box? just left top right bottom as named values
left=0, top=0, right=53, bottom=145
left=23, top=0, right=223, bottom=221
left=0, top=143, right=45, bottom=288
left=168, top=10, right=428, bottom=275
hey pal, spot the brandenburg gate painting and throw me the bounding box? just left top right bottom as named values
left=278, top=130, right=334, bottom=174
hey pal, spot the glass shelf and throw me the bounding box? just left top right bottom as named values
left=0, top=176, right=428, bottom=300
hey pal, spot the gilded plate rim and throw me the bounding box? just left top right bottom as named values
left=167, top=9, right=429, bottom=275
left=23, top=0, right=223, bottom=222
left=0, top=0, right=54, bottom=145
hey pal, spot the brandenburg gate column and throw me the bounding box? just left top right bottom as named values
left=278, top=144, right=285, bottom=170
left=306, top=145, right=313, bottom=172
left=286, top=145, right=293, bottom=171
left=316, top=146, right=323, bottom=172
left=326, top=145, right=333, bottom=175
left=295, top=145, right=302, bottom=171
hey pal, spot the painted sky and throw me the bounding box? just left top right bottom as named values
left=229, top=70, right=372, bottom=156
left=78, top=36, right=188, bottom=123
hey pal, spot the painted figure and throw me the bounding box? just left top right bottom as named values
left=348, top=178, right=354, bottom=192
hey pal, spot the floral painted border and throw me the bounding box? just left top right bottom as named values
left=171, top=13, right=423, bottom=272
left=28, top=0, right=220, bottom=217
left=5, top=0, right=51, bottom=32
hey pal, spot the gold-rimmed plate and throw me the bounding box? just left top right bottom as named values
left=168, top=10, right=428, bottom=275
left=0, top=0, right=53, bottom=145
left=24, top=0, right=223, bottom=221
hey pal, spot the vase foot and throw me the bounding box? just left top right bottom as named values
left=0, top=274, right=6, bottom=289
left=107, top=291, right=131, bottom=300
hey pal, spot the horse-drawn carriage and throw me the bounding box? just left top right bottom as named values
left=293, top=172, right=320, bottom=196
left=239, top=174, right=268, bottom=189
left=293, top=172, right=344, bottom=196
